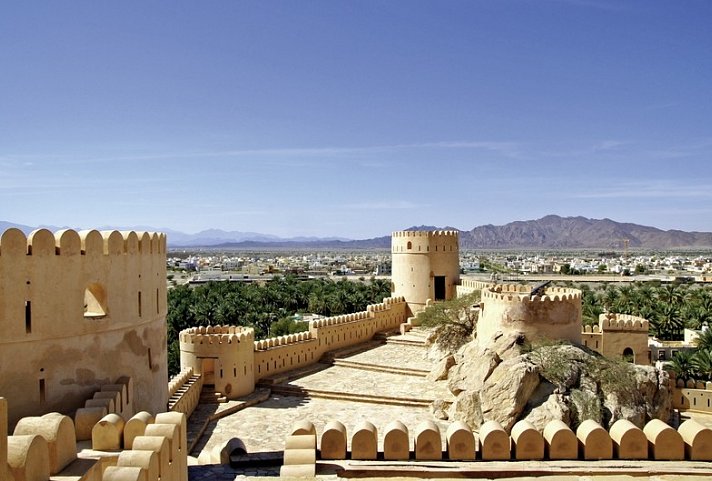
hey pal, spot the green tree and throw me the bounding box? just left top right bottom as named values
left=417, top=291, right=481, bottom=354
left=666, top=350, right=695, bottom=381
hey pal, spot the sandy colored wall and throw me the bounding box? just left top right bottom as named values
left=178, top=297, right=407, bottom=397
left=0, top=229, right=168, bottom=428
left=253, top=297, right=407, bottom=382
left=672, top=381, right=712, bottom=413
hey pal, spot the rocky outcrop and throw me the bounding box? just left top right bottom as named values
left=427, top=355, right=456, bottom=382
left=432, top=330, right=672, bottom=433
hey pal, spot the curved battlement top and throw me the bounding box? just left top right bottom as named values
left=482, top=284, right=582, bottom=303
left=598, top=313, right=650, bottom=332
left=179, top=325, right=255, bottom=345
left=0, top=228, right=166, bottom=256
left=392, top=230, right=459, bottom=238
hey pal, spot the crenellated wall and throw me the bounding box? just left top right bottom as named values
left=477, top=284, right=582, bottom=344
left=391, top=231, right=460, bottom=316
left=0, top=228, right=168, bottom=428
left=284, top=417, right=710, bottom=462
left=178, top=297, right=407, bottom=398
left=581, top=313, right=650, bottom=365
left=671, top=377, right=712, bottom=413
left=455, top=279, right=491, bottom=297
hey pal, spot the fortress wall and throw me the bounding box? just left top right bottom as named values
left=254, top=338, right=321, bottom=380
left=478, top=286, right=582, bottom=344
left=581, top=331, right=603, bottom=351
left=0, top=229, right=168, bottom=428
left=253, top=297, right=407, bottom=382
left=672, top=383, right=712, bottom=413
left=177, top=298, right=407, bottom=394
left=456, top=279, right=491, bottom=297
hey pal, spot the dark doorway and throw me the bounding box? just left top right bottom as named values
left=434, top=276, right=446, bottom=301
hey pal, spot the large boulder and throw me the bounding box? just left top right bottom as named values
left=523, top=393, right=571, bottom=431
left=448, top=391, right=483, bottom=429
left=480, top=358, right=541, bottom=431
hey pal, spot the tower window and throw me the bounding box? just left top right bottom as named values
left=39, top=379, right=46, bottom=403
left=25, top=301, right=32, bottom=333
left=407, top=241, right=412, bottom=250
left=84, top=284, right=107, bottom=319
left=138, top=291, right=142, bottom=317
left=156, top=288, right=160, bottom=314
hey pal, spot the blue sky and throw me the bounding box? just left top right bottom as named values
left=1, top=1, right=711, bottom=238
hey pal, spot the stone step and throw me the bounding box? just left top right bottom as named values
left=330, top=359, right=428, bottom=377
left=269, top=384, right=433, bottom=407
left=384, top=337, right=427, bottom=347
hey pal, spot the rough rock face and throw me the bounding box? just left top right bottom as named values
left=479, top=357, right=541, bottom=431
left=427, top=355, right=456, bottom=382
left=433, top=330, right=672, bottom=432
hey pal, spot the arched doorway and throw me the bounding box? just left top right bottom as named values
left=622, top=347, right=635, bottom=363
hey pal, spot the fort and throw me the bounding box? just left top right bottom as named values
left=1, top=228, right=711, bottom=480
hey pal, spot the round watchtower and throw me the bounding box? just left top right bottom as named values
left=391, top=230, right=460, bottom=316
left=179, top=325, right=255, bottom=398
left=477, top=284, right=582, bottom=344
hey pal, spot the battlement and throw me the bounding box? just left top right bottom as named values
left=392, top=230, right=459, bottom=238
left=482, top=285, right=582, bottom=304
left=583, top=324, right=602, bottom=334
left=0, top=228, right=166, bottom=256
left=179, top=325, right=254, bottom=345
left=459, top=279, right=492, bottom=290
left=598, top=313, right=649, bottom=332
left=254, top=331, right=313, bottom=351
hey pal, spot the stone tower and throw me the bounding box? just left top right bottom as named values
left=391, top=230, right=460, bottom=316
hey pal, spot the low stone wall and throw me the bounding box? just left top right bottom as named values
left=2, top=395, right=189, bottom=481
left=672, top=378, right=712, bottom=413
left=286, top=417, right=711, bottom=462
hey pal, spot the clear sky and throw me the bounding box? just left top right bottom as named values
left=1, top=1, right=711, bottom=239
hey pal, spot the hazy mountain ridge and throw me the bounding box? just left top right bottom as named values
left=3, top=216, right=712, bottom=249
left=458, top=215, right=712, bottom=249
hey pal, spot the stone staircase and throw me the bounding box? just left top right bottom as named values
left=167, top=373, right=203, bottom=410
left=199, top=385, right=227, bottom=404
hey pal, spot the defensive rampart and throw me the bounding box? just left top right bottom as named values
left=455, top=279, right=491, bottom=297
left=671, top=377, right=712, bottom=414
left=178, top=297, right=407, bottom=398
left=0, top=229, right=168, bottom=428
left=477, top=284, right=582, bottom=344
left=1, top=395, right=189, bottom=481
left=280, top=417, right=710, bottom=463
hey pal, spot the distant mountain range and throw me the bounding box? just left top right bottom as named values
left=3, top=215, right=712, bottom=249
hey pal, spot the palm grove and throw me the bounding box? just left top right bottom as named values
left=557, top=281, right=712, bottom=382
left=166, top=276, right=391, bottom=374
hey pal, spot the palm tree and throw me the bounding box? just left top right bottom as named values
left=692, top=349, right=712, bottom=381
left=666, top=350, right=695, bottom=381
left=695, top=328, right=712, bottom=352
left=652, top=302, right=684, bottom=340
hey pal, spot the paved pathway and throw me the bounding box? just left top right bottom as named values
left=191, top=332, right=451, bottom=457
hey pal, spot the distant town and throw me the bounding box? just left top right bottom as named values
left=167, top=248, right=712, bottom=287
